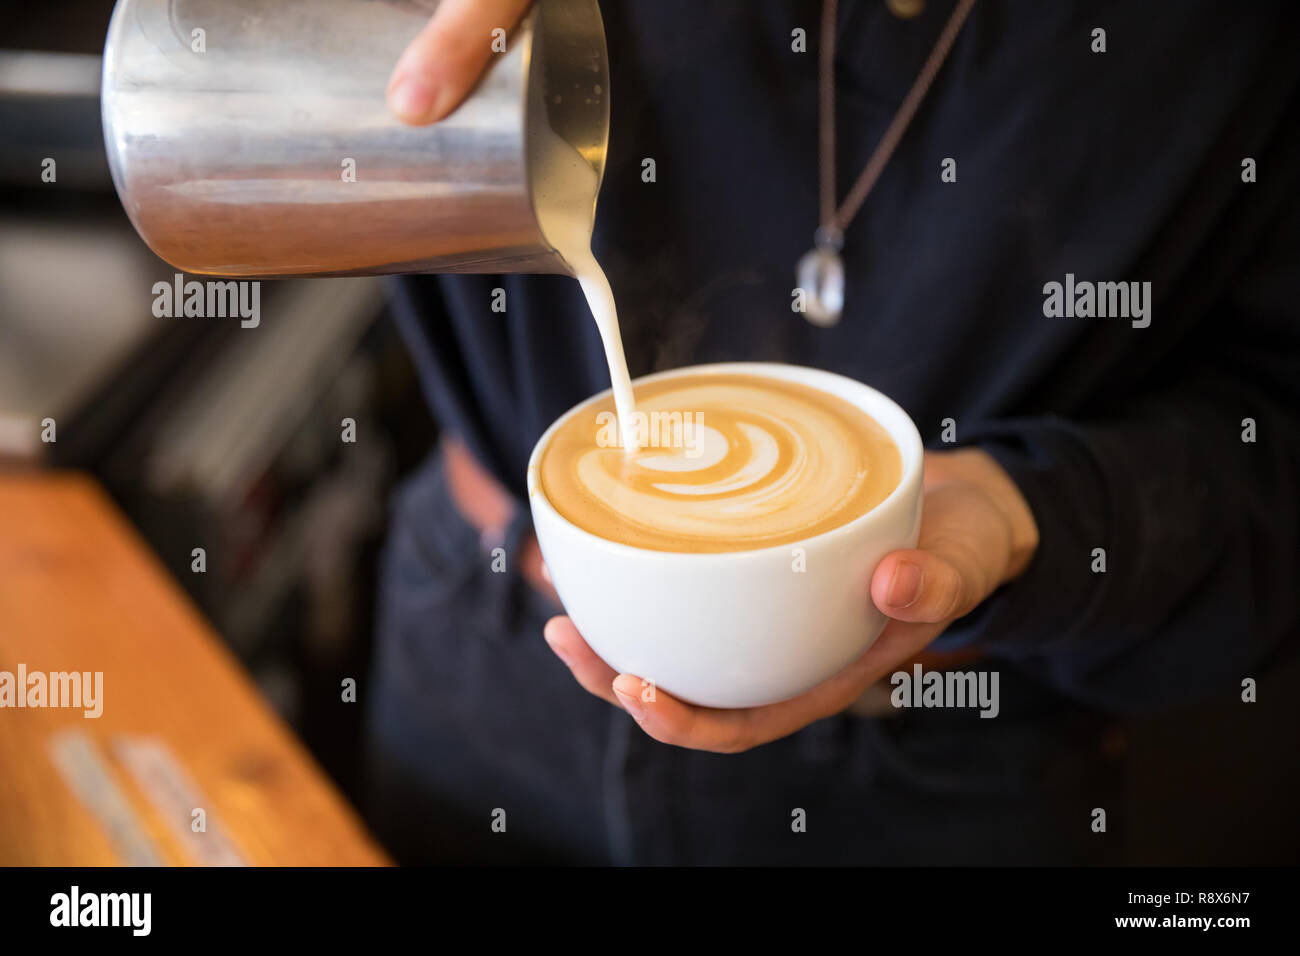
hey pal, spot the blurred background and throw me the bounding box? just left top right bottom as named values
left=1, top=1, right=1296, bottom=866
left=1, top=0, right=434, bottom=864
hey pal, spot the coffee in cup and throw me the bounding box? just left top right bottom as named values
left=538, top=371, right=902, bottom=553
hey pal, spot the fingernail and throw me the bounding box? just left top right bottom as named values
left=887, top=560, right=923, bottom=608
left=543, top=623, right=572, bottom=665
left=612, top=675, right=646, bottom=721
left=388, top=75, right=437, bottom=121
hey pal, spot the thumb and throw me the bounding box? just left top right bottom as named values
left=870, top=483, right=1013, bottom=625
left=871, top=548, right=981, bottom=624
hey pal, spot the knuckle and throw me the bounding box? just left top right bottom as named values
left=713, top=718, right=756, bottom=754
left=712, top=734, right=750, bottom=755
left=919, top=556, right=964, bottom=620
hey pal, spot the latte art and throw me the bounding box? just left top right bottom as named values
left=539, top=373, right=902, bottom=553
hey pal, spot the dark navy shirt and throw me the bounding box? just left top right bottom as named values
left=390, top=0, right=1300, bottom=712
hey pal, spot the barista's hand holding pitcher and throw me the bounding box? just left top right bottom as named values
left=389, top=4, right=1041, bottom=752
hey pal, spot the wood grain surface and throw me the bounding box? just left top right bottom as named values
left=0, top=471, right=389, bottom=866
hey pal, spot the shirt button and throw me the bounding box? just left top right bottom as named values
left=886, top=0, right=926, bottom=18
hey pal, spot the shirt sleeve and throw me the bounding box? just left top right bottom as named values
left=933, top=151, right=1300, bottom=715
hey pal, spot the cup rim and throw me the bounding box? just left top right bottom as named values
left=526, top=361, right=924, bottom=560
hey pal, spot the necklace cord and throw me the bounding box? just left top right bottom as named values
left=820, top=0, right=977, bottom=235
left=818, top=0, right=840, bottom=231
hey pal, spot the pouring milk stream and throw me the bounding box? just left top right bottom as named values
left=530, top=116, right=640, bottom=453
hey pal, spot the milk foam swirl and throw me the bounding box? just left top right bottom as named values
left=539, top=373, right=902, bottom=553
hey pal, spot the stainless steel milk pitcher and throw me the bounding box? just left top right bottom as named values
left=101, top=0, right=609, bottom=277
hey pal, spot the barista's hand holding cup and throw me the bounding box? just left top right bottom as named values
left=533, top=400, right=1040, bottom=749
left=530, top=364, right=1039, bottom=752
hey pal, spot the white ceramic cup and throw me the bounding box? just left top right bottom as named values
left=527, top=362, right=925, bottom=709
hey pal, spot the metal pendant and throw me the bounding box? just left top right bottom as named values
left=796, top=234, right=845, bottom=327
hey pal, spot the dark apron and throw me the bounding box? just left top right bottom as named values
left=364, top=449, right=1124, bottom=865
